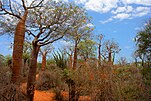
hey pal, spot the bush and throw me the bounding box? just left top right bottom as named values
left=0, top=66, right=27, bottom=101
left=36, top=68, right=67, bottom=91
left=0, top=84, right=27, bottom=101
left=0, top=66, right=11, bottom=87
left=68, top=62, right=147, bottom=101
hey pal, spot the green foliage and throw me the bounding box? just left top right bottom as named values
left=135, top=19, right=151, bottom=67
left=0, top=54, right=12, bottom=67
left=78, top=39, right=96, bottom=60
left=52, top=50, right=68, bottom=69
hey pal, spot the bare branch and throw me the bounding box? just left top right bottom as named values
left=27, top=0, right=44, bottom=9
left=39, top=35, right=64, bottom=47
left=21, top=0, right=27, bottom=10
left=8, top=0, right=14, bottom=13
left=37, top=26, right=59, bottom=42
left=2, top=8, right=21, bottom=19
left=26, top=29, right=36, bottom=37
left=39, top=27, right=69, bottom=47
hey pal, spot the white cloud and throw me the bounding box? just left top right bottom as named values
left=111, top=6, right=133, bottom=14
left=75, top=0, right=151, bottom=13
left=111, top=7, right=127, bottom=14
left=74, top=0, right=151, bottom=24
left=126, top=6, right=133, bottom=13
left=100, top=5, right=150, bottom=24
left=113, top=13, right=131, bottom=20
left=133, top=7, right=151, bottom=17
left=100, top=13, right=131, bottom=24
left=122, top=0, right=151, bottom=6
left=100, top=18, right=113, bottom=24
left=84, top=0, right=118, bottom=13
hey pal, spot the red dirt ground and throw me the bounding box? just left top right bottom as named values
left=34, top=90, right=55, bottom=101
left=21, top=74, right=91, bottom=101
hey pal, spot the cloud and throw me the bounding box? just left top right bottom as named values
left=100, top=6, right=151, bottom=24
left=113, top=13, right=131, bottom=20
left=83, top=0, right=118, bottom=13
left=122, top=0, right=151, bottom=6
left=133, top=7, right=151, bottom=17
left=100, top=18, right=113, bottom=24
left=74, top=0, right=151, bottom=23
left=111, top=6, right=133, bottom=14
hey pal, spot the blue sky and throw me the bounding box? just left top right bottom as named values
left=71, top=0, right=151, bottom=62
left=0, top=0, right=151, bottom=62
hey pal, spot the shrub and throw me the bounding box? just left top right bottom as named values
left=36, top=68, right=67, bottom=91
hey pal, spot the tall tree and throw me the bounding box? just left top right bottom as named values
left=96, top=34, right=104, bottom=65
left=26, top=1, right=85, bottom=100
left=135, top=19, right=151, bottom=67
left=64, top=12, right=93, bottom=101
left=66, top=24, right=93, bottom=69
left=0, top=0, right=44, bottom=84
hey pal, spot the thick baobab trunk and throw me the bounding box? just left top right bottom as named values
left=73, top=43, right=77, bottom=69
left=11, top=11, right=28, bottom=84
left=41, top=52, right=46, bottom=71
left=27, top=42, right=40, bottom=101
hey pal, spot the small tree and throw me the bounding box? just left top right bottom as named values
left=78, top=39, right=96, bottom=62
left=96, top=34, right=104, bottom=66
left=40, top=44, right=54, bottom=71
left=102, top=39, right=120, bottom=64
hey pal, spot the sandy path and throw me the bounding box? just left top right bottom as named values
left=34, top=90, right=55, bottom=101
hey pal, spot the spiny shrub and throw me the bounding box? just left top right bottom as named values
left=0, top=66, right=26, bottom=101
left=36, top=69, right=67, bottom=91
left=0, top=84, right=27, bottom=101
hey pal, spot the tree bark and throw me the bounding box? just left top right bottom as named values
left=73, top=43, right=77, bottom=70
left=41, top=52, right=46, bottom=71
left=108, top=51, right=112, bottom=63
left=69, top=53, right=73, bottom=68
left=11, top=11, right=28, bottom=84
left=27, top=42, right=40, bottom=101
left=98, top=44, right=101, bottom=66
left=70, top=43, right=78, bottom=101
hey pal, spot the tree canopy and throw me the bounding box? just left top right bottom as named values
left=135, top=19, right=151, bottom=67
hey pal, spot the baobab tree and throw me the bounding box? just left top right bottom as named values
left=26, top=1, right=87, bottom=100
left=95, top=34, right=104, bottom=66
left=78, top=39, right=96, bottom=62
left=103, top=39, right=120, bottom=64
left=66, top=24, right=93, bottom=69
left=40, top=44, right=54, bottom=71
left=0, top=0, right=44, bottom=84
left=63, top=12, right=93, bottom=101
